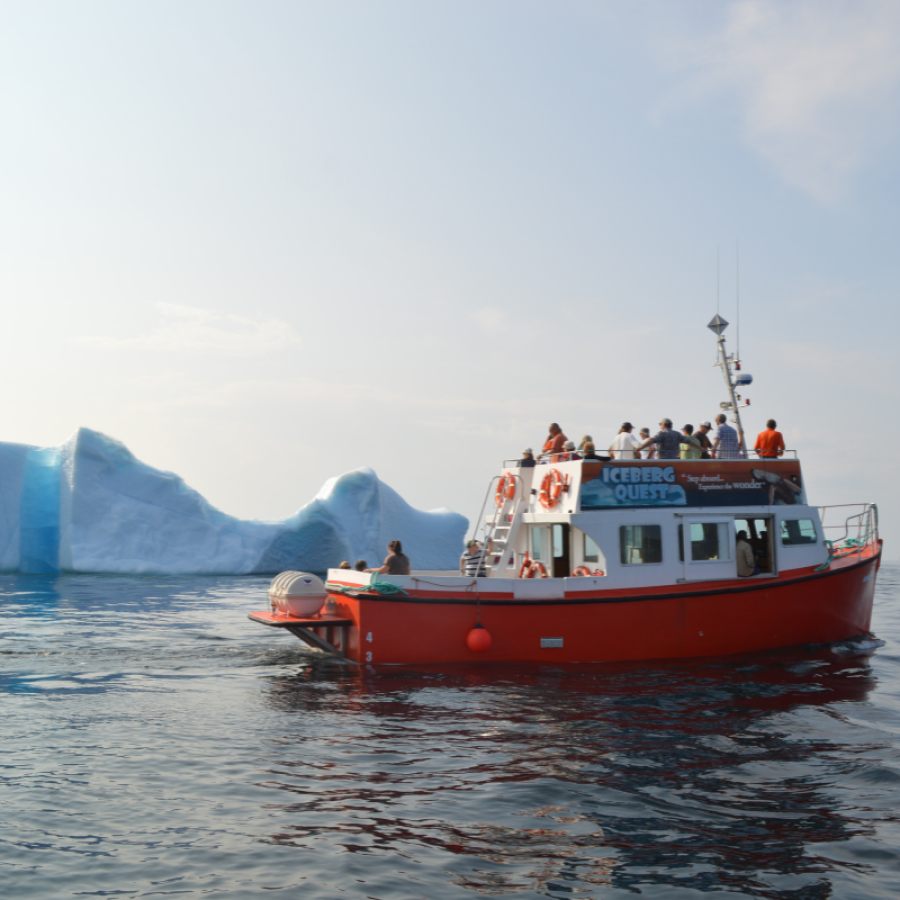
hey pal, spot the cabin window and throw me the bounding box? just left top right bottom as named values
left=619, top=525, right=662, bottom=565
left=531, top=527, right=545, bottom=560
left=781, top=519, right=817, bottom=545
left=583, top=533, right=600, bottom=563
left=689, top=522, right=731, bottom=562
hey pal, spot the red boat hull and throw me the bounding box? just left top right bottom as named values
left=252, top=545, right=881, bottom=666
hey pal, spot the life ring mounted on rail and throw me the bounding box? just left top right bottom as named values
left=495, top=473, right=518, bottom=508
left=538, top=468, right=568, bottom=510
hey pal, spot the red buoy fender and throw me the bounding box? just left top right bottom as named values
left=467, top=624, right=492, bottom=652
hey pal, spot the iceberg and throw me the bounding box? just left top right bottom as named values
left=0, top=428, right=468, bottom=575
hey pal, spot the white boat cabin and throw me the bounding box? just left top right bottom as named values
left=473, top=456, right=828, bottom=589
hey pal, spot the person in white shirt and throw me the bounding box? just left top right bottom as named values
left=611, top=423, right=642, bottom=460
left=638, top=427, right=656, bottom=459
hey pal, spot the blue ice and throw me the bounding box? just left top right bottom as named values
left=0, top=428, right=467, bottom=575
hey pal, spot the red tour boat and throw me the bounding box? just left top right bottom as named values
left=250, top=316, right=881, bottom=665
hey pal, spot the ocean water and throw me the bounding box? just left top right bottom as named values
left=2, top=567, right=899, bottom=899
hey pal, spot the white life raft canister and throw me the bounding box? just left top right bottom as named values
left=268, top=571, right=327, bottom=617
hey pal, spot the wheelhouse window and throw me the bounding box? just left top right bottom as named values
left=583, top=533, right=600, bottom=563
left=781, top=519, right=817, bottom=545
left=620, top=525, right=662, bottom=565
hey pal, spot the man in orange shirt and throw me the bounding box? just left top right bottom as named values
left=540, top=423, right=568, bottom=462
left=755, top=419, right=785, bottom=458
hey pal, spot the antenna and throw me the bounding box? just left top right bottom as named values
left=716, top=245, right=720, bottom=316
left=736, top=238, right=740, bottom=360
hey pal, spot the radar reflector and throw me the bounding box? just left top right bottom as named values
left=708, top=314, right=729, bottom=335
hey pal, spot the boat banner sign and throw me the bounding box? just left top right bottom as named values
left=579, top=460, right=805, bottom=509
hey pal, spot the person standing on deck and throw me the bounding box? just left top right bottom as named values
left=680, top=424, right=703, bottom=460
left=712, top=414, right=743, bottom=459
left=611, top=423, right=642, bottom=460
left=460, top=540, right=487, bottom=577
left=638, top=419, right=687, bottom=460
left=695, top=422, right=714, bottom=459
left=539, top=423, right=568, bottom=462
left=755, top=420, right=785, bottom=459
left=638, top=427, right=656, bottom=459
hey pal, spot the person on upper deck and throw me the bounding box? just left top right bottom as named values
left=638, top=428, right=656, bottom=459
left=695, top=421, right=714, bottom=459
left=580, top=440, right=602, bottom=461
left=561, top=440, right=578, bottom=461
left=367, top=539, right=411, bottom=576
left=712, top=414, right=744, bottom=459
left=519, top=448, right=536, bottom=468
left=638, top=419, right=689, bottom=460
left=611, top=423, right=642, bottom=460
left=680, top=424, right=703, bottom=460
left=354, top=559, right=368, bottom=571
left=578, top=435, right=593, bottom=452
left=540, top=423, right=568, bottom=462
left=755, top=420, right=785, bottom=459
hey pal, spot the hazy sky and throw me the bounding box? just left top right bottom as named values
left=2, top=1, right=898, bottom=554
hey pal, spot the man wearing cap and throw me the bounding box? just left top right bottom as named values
left=519, top=448, right=536, bottom=468
left=611, top=423, right=642, bottom=460
left=459, top=540, right=487, bottom=577
left=695, top=422, right=714, bottom=459
left=638, top=418, right=691, bottom=460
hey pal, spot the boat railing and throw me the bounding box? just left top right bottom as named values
left=502, top=450, right=799, bottom=467
left=815, top=503, right=879, bottom=569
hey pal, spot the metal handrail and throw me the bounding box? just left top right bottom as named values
left=815, top=503, right=879, bottom=570
left=502, top=451, right=800, bottom=467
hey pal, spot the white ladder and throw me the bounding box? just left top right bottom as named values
left=471, top=471, right=531, bottom=577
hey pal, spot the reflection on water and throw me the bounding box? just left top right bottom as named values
left=2, top=571, right=900, bottom=899
left=260, top=653, right=886, bottom=898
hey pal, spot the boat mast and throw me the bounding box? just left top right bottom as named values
left=707, top=314, right=748, bottom=453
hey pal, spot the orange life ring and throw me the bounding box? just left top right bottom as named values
left=495, top=474, right=517, bottom=508
left=518, top=552, right=532, bottom=579
left=572, top=566, right=592, bottom=577
left=530, top=560, right=548, bottom=578
left=538, top=469, right=565, bottom=510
